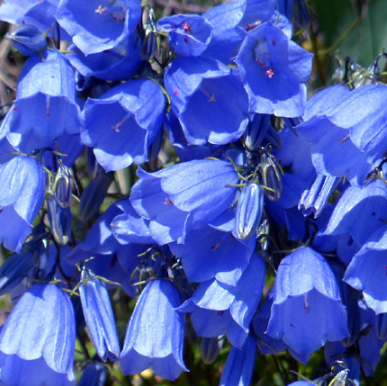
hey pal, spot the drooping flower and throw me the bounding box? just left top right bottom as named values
left=0, top=284, right=76, bottom=386
left=130, top=159, right=239, bottom=245
left=236, top=21, right=313, bottom=117
left=0, top=50, right=82, bottom=154
left=55, top=0, right=142, bottom=55
left=0, top=156, right=46, bottom=252
left=81, top=79, right=165, bottom=172
left=164, top=56, right=249, bottom=145
left=266, top=247, right=349, bottom=356
left=120, top=279, right=188, bottom=380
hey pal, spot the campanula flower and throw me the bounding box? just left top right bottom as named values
left=236, top=21, right=313, bottom=117
left=179, top=254, right=265, bottom=348
left=296, top=85, right=371, bottom=186
left=165, top=57, right=249, bottom=145
left=158, top=14, right=213, bottom=57
left=81, top=79, right=165, bottom=171
left=120, top=279, right=188, bottom=380
left=0, top=284, right=76, bottom=386
left=344, top=225, right=387, bottom=314
left=55, top=0, right=142, bottom=55
left=0, top=156, right=46, bottom=252
left=130, top=159, right=239, bottom=245
left=321, top=179, right=387, bottom=246
left=0, top=50, right=82, bottom=154
left=66, top=33, right=142, bottom=81
left=267, top=247, right=349, bottom=356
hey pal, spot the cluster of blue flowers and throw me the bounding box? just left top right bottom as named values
left=0, top=0, right=385, bottom=385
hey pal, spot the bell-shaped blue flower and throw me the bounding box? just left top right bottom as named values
left=344, top=225, right=387, bottom=314
left=0, top=156, right=46, bottom=252
left=296, top=85, right=371, bottom=186
left=120, top=279, right=188, bottom=381
left=170, top=223, right=255, bottom=283
left=79, top=269, right=120, bottom=362
left=321, top=179, right=387, bottom=246
left=81, top=79, right=165, bottom=172
left=179, top=254, right=265, bottom=348
left=165, top=56, right=249, bottom=145
left=0, top=283, right=76, bottom=386
left=131, top=159, right=239, bottom=245
left=66, top=33, right=142, bottom=81
left=158, top=14, right=213, bottom=57
left=0, top=50, right=82, bottom=154
left=55, top=0, right=142, bottom=55
left=236, top=21, right=312, bottom=117
left=266, top=247, right=349, bottom=357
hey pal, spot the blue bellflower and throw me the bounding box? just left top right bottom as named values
left=130, top=159, right=239, bottom=245
left=0, top=50, right=82, bottom=154
left=0, top=284, right=76, bottom=386
left=81, top=79, right=165, bottom=171
left=158, top=14, right=213, bottom=57
left=120, top=279, right=188, bottom=380
left=55, top=0, right=142, bottom=55
left=236, top=21, right=312, bottom=117
left=266, top=247, right=349, bottom=357
left=165, top=57, right=249, bottom=145
left=0, top=156, right=46, bottom=252
left=66, top=33, right=142, bottom=81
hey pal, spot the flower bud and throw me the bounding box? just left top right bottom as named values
left=0, top=250, right=38, bottom=296
left=233, top=182, right=264, bottom=240
left=53, top=162, right=72, bottom=208
left=79, top=268, right=120, bottom=362
left=46, top=195, right=72, bottom=245
left=374, top=312, right=387, bottom=340
left=258, top=152, right=282, bottom=201
left=243, top=114, right=270, bottom=151
left=78, top=171, right=114, bottom=223
left=5, top=25, right=46, bottom=56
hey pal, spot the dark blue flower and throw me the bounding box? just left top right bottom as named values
left=158, top=14, right=213, bottom=57
left=0, top=50, right=82, bottom=154
left=267, top=247, right=349, bottom=356
left=66, top=33, right=142, bottom=81
left=296, top=85, right=372, bottom=186
left=0, top=284, right=76, bottom=386
left=0, top=156, right=46, bottom=252
left=165, top=56, right=249, bottom=145
left=130, top=159, right=239, bottom=245
left=81, top=79, right=165, bottom=171
left=55, top=0, right=142, bottom=55
left=179, top=254, right=265, bottom=348
left=120, top=279, right=188, bottom=380
left=236, top=21, right=312, bottom=117
left=321, top=179, right=387, bottom=246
